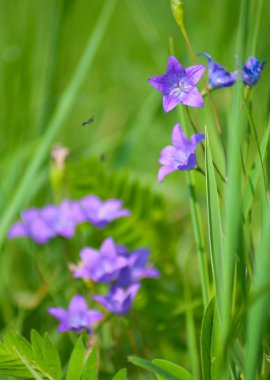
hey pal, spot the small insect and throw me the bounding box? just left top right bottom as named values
left=81, top=117, right=94, bottom=126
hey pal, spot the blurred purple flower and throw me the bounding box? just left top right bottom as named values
left=74, top=237, right=127, bottom=282
left=198, top=53, right=237, bottom=89
left=242, top=56, right=266, bottom=86
left=116, top=248, right=160, bottom=287
left=80, top=195, right=130, bottom=228
left=148, top=55, right=205, bottom=112
left=93, top=284, right=141, bottom=316
left=158, top=123, right=205, bottom=182
left=48, top=294, right=103, bottom=333
left=8, top=200, right=84, bottom=244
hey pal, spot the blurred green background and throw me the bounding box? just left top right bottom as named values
left=1, top=0, right=270, bottom=378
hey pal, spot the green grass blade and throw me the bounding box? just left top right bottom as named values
left=205, top=130, right=223, bottom=308
left=112, top=368, right=127, bottom=380
left=153, top=359, right=196, bottom=380
left=128, top=356, right=180, bottom=380
left=245, top=203, right=270, bottom=380
left=221, top=0, right=249, bottom=347
left=0, top=0, right=118, bottom=249
left=242, top=118, right=270, bottom=220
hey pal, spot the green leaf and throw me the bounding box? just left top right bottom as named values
left=200, top=298, right=214, bottom=380
left=245, top=203, right=270, bottom=380
left=30, top=330, right=46, bottom=373
left=205, top=130, right=222, bottom=307
left=81, top=346, right=97, bottom=380
left=128, top=356, right=180, bottom=380
left=242, top=122, right=270, bottom=220
left=66, top=337, right=85, bottom=380
left=153, top=359, right=196, bottom=380
left=43, top=334, right=62, bottom=380
left=112, top=368, right=127, bottom=380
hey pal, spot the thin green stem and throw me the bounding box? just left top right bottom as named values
left=243, top=99, right=269, bottom=200
left=179, top=108, right=210, bottom=308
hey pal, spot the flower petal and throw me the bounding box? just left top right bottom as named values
left=162, top=94, right=181, bottom=112
left=186, top=65, right=206, bottom=85
left=181, top=87, right=204, bottom=108
left=148, top=75, right=168, bottom=93
left=190, top=133, right=205, bottom=148
left=171, top=123, right=190, bottom=150
left=166, top=56, right=185, bottom=75
left=158, top=166, right=176, bottom=182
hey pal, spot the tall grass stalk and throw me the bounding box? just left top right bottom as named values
left=245, top=202, right=270, bottom=379
left=221, top=0, right=249, bottom=374
left=0, top=0, right=118, bottom=250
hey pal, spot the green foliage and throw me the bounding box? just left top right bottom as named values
left=65, top=156, right=177, bottom=251
left=129, top=356, right=196, bottom=380
left=0, top=330, right=61, bottom=379
left=0, top=331, right=126, bottom=380
left=205, top=131, right=223, bottom=311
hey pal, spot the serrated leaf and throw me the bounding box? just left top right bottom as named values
left=81, top=346, right=97, bottom=380
left=12, top=347, right=44, bottom=380
left=153, top=359, right=196, bottom=380
left=66, top=337, right=85, bottom=380
left=128, top=356, right=179, bottom=380
left=205, top=131, right=222, bottom=307
left=43, top=334, right=62, bottom=380
left=30, top=330, right=46, bottom=371
left=112, top=368, right=127, bottom=380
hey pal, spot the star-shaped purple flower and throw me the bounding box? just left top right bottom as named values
left=148, top=55, right=205, bottom=112
left=74, top=237, right=128, bottom=282
left=116, top=248, right=160, bottom=287
left=198, top=53, right=237, bottom=89
left=158, top=123, right=205, bottom=182
left=242, top=56, right=266, bottom=86
left=8, top=200, right=84, bottom=244
left=48, top=294, right=103, bottom=333
left=80, top=195, right=130, bottom=228
left=92, top=284, right=141, bottom=316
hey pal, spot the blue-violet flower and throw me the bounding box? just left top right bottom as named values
left=48, top=294, right=103, bottom=333
left=116, top=248, right=160, bottom=287
left=198, top=53, right=237, bottom=89
left=242, top=56, right=266, bottom=86
left=73, top=237, right=127, bottom=282
left=92, top=284, right=141, bottom=316
left=148, top=55, right=205, bottom=112
left=80, top=195, right=130, bottom=228
left=8, top=200, right=84, bottom=244
left=158, top=123, right=205, bottom=182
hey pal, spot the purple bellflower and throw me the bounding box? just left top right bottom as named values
left=242, top=56, right=266, bottom=86
left=158, top=123, right=205, bottom=182
left=198, top=53, right=237, bottom=89
left=93, top=284, right=141, bottom=316
left=8, top=200, right=84, bottom=244
left=48, top=294, right=103, bottom=333
left=80, top=195, right=130, bottom=228
left=73, top=237, right=127, bottom=282
left=148, top=55, right=205, bottom=112
left=116, top=248, right=160, bottom=287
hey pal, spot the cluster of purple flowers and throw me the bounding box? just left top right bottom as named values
left=148, top=54, right=265, bottom=182
left=8, top=196, right=130, bottom=244
left=48, top=238, right=159, bottom=332
left=8, top=194, right=159, bottom=334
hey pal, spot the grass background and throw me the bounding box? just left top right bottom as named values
left=1, top=0, right=270, bottom=378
